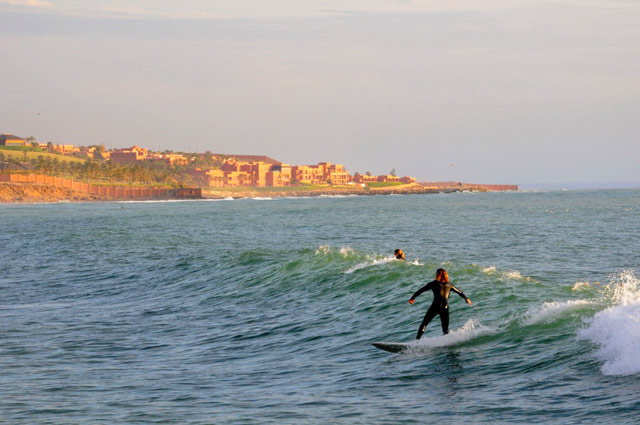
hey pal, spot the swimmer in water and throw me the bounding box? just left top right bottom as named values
left=394, top=249, right=406, bottom=261
left=409, top=268, right=472, bottom=339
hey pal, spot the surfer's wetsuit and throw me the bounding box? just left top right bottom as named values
left=410, top=280, right=469, bottom=339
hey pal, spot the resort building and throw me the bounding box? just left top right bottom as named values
left=148, top=153, right=189, bottom=166
left=225, top=171, right=252, bottom=187
left=110, top=146, right=148, bottom=164
left=212, top=154, right=280, bottom=166
left=291, top=165, right=323, bottom=184
left=0, top=134, right=25, bottom=146
left=266, top=164, right=292, bottom=187
left=377, top=174, right=400, bottom=183
left=205, top=169, right=225, bottom=188
left=353, top=174, right=378, bottom=184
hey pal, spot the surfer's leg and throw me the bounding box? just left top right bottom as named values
left=416, top=305, right=438, bottom=340
left=440, top=306, right=449, bottom=335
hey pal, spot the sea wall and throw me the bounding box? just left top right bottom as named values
left=0, top=173, right=202, bottom=200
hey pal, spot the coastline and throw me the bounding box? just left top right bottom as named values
left=0, top=182, right=512, bottom=203
left=202, top=183, right=462, bottom=199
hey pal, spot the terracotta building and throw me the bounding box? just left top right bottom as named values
left=225, top=171, right=252, bottom=187
left=292, top=162, right=351, bottom=185
left=377, top=174, right=400, bottom=183
left=206, top=169, right=225, bottom=188
left=148, top=153, right=189, bottom=166
left=239, top=161, right=271, bottom=187
left=266, top=164, right=292, bottom=187
left=353, top=174, right=378, bottom=184
left=110, top=146, right=148, bottom=164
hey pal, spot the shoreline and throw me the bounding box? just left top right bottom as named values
left=202, top=183, right=438, bottom=199
left=0, top=182, right=515, bottom=204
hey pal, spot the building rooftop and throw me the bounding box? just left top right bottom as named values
left=213, top=154, right=281, bottom=165
left=0, top=134, right=24, bottom=141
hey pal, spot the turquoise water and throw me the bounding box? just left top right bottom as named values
left=1, top=190, right=639, bottom=424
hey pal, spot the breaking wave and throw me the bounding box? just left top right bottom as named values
left=578, top=271, right=640, bottom=376
left=345, top=256, right=397, bottom=274
left=523, top=300, right=592, bottom=325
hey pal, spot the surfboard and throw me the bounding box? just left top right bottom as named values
left=372, top=341, right=412, bottom=353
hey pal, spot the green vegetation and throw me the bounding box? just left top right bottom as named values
left=192, top=153, right=223, bottom=169
left=0, top=149, right=182, bottom=187
left=366, top=181, right=405, bottom=188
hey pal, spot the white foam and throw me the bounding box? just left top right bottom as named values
left=252, top=197, right=273, bottom=200
left=481, top=265, right=534, bottom=282
left=339, top=247, right=354, bottom=257
left=523, top=300, right=592, bottom=325
left=319, top=194, right=358, bottom=198
left=315, top=245, right=331, bottom=255
left=578, top=271, right=640, bottom=376
left=572, top=281, right=592, bottom=291
left=315, top=245, right=356, bottom=258
left=344, top=256, right=396, bottom=274
left=405, top=320, right=492, bottom=351
left=503, top=271, right=527, bottom=280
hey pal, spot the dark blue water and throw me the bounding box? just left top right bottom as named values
left=1, top=190, right=639, bottom=424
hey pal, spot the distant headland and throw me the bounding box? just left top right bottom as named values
left=0, top=133, right=517, bottom=203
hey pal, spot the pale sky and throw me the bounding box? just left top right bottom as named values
left=1, top=0, right=639, bottom=186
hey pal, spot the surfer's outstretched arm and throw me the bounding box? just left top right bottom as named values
left=409, top=281, right=435, bottom=304
left=451, top=285, right=472, bottom=305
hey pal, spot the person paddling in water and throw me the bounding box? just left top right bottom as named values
left=394, top=249, right=406, bottom=261
left=409, top=268, right=472, bottom=339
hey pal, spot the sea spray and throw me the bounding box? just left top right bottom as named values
left=578, top=271, right=640, bottom=376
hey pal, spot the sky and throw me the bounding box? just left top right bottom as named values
left=1, top=0, right=639, bottom=187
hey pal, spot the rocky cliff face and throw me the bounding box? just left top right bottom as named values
left=0, top=183, right=104, bottom=203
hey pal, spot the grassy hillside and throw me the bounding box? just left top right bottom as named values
left=366, top=181, right=404, bottom=188
left=0, top=147, right=85, bottom=163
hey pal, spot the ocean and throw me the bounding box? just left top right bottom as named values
left=1, top=189, right=639, bottom=424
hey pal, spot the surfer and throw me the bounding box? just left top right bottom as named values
left=394, top=249, right=406, bottom=261
left=409, top=268, right=472, bottom=339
